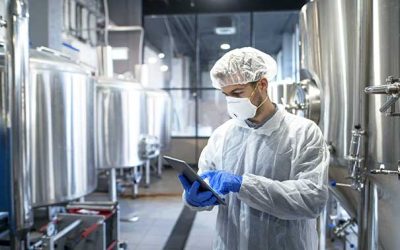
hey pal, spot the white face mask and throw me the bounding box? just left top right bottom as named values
left=225, top=83, right=268, bottom=120
left=226, top=96, right=258, bottom=120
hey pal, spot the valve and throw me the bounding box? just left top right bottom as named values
left=365, top=76, right=400, bottom=116
left=370, top=162, right=400, bottom=180
left=332, top=218, right=356, bottom=238
left=346, top=127, right=366, bottom=191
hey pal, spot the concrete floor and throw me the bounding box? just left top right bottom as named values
left=115, top=167, right=217, bottom=250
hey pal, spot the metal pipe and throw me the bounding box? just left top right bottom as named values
left=354, top=0, right=374, bottom=248
left=52, top=220, right=81, bottom=242
left=108, top=25, right=143, bottom=32
left=157, top=154, right=162, bottom=177
left=358, top=179, right=379, bottom=250
left=106, top=24, right=145, bottom=67
left=109, top=169, right=117, bottom=202
left=97, top=46, right=114, bottom=77
left=145, top=160, right=150, bottom=186
left=102, top=0, right=109, bottom=46
left=318, top=206, right=327, bottom=250
left=5, top=0, right=33, bottom=248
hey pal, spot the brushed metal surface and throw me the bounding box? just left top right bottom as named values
left=29, top=49, right=96, bottom=207
left=144, top=88, right=172, bottom=151
left=300, top=0, right=400, bottom=248
left=96, top=77, right=148, bottom=168
left=299, top=0, right=360, bottom=218
left=366, top=0, right=400, bottom=248
left=5, top=0, right=33, bottom=234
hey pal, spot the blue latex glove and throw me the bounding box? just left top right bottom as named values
left=178, top=174, right=218, bottom=207
left=200, top=170, right=243, bottom=195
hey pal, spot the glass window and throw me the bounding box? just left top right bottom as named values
left=198, top=90, right=230, bottom=137
left=253, top=11, right=300, bottom=83
left=169, top=90, right=196, bottom=136
left=144, top=11, right=300, bottom=138
left=144, top=15, right=196, bottom=89
left=198, top=13, right=251, bottom=88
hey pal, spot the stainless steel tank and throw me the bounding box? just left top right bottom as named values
left=96, top=77, right=148, bottom=168
left=144, top=88, right=172, bottom=152
left=299, top=0, right=400, bottom=248
left=29, top=48, right=96, bottom=207
left=299, top=0, right=360, bottom=217
left=364, top=0, right=400, bottom=249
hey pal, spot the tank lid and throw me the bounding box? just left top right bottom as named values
left=96, top=76, right=144, bottom=88
left=29, top=47, right=91, bottom=74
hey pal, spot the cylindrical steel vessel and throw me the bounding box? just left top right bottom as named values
left=29, top=49, right=96, bottom=207
left=8, top=0, right=34, bottom=238
left=366, top=0, right=400, bottom=249
left=144, top=88, right=172, bottom=152
left=299, top=0, right=361, bottom=217
left=300, top=0, right=400, bottom=248
left=96, top=77, right=148, bottom=168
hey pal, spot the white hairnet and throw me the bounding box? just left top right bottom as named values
left=210, top=47, right=277, bottom=89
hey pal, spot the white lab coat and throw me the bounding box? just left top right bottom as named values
left=184, top=106, right=329, bottom=250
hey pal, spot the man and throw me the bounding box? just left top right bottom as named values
left=178, top=47, right=329, bottom=249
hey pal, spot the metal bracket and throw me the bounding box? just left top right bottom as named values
left=365, top=76, right=400, bottom=116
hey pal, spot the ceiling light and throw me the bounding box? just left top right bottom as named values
left=215, top=16, right=236, bottom=35
left=160, top=65, right=169, bottom=72
left=215, top=27, right=236, bottom=35
left=220, top=43, right=231, bottom=50
left=158, top=53, right=165, bottom=59
left=148, top=57, right=157, bottom=64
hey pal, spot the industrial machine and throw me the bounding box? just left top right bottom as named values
left=144, top=88, right=172, bottom=153
left=29, top=47, right=97, bottom=208
left=96, top=76, right=173, bottom=196
left=96, top=77, right=148, bottom=170
left=143, top=88, right=172, bottom=178
left=290, top=0, right=400, bottom=249
left=0, top=45, right=120, bottom=249
left=0, top=0, right=170, bottom=248
left=0, top=1, right=120, bottom=248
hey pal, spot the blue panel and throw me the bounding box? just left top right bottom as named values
left=0, top=127, right=11, bottom=214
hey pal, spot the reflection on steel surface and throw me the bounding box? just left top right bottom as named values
left=29, top=49, right=96, bottom=207
left=96, top=78, right=148, bottom=168
left=300, top=0, right=400, bottom=249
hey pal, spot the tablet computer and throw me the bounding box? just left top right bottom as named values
left=163, top=155, right=226, bottom=205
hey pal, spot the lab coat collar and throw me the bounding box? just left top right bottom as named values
left=232, top=104, right=286, bottom=136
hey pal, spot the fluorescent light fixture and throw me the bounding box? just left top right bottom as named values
left=215, top=27, right=236, bottom=35
left=148, top=57, right=158, bottom=64
left=160, top=65, right=169, bottom=72
left=158, top=53, right=165, bottom=59
left=220, top=43, right=231, bottom=50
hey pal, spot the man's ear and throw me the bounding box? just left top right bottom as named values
left=259, top=78, right=269, bottom=90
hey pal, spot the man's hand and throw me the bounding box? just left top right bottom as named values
left=200, top=170, right=243, bottom=195
left=178, top=174, right=218, bottom=207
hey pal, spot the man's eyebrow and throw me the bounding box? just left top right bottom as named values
left=231, top=87, right=245, bottom=92
left=222, top=86, right=245, bottom=96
